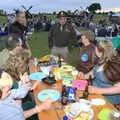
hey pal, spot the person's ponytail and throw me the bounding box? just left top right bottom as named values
left=104, top=56, right=120, bottom=84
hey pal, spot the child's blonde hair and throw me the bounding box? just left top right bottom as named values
left=0, top=71, right=13, bottom=99
left=98, top=41, right=117, bottom=64
left=0, top=72, right=13, bottom=88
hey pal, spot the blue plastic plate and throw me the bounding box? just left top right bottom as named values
left=29, top=72, right=46, bottom=81
left=37, top=89, right=60, bottom=102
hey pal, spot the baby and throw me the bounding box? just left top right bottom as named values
left=0, top=69, right=51, bottom=120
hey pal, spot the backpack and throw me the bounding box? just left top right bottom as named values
left=76, top=44, right=98, bottom=73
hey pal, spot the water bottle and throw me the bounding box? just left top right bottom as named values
left=61, top=86, right=68, bottom=105
left=34, top=58, right=38, bottom=67
left=58, top=55, right=62, bottom=68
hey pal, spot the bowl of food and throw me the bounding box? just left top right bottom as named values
left=64, top=100, right=94, bottom=120
left=75, top=111, right=93, bottom=120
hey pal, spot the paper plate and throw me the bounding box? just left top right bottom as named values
left=29, top=72, right=46, bottom=81
left=91, top=98, right=106, bottom=106
left=60, top=65, right=75, bottom=72
left=37, top=89, right=60, bottom=102
left=98, top=109, right=112, bottom=120
left=61, top=75, right=73, bottom=79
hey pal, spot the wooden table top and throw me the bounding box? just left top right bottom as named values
left=29, top=61, right=116, bottom=120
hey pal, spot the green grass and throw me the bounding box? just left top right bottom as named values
left=93, top=14, right=108, bottom=23
left=0, top=15, right=7, bottom=23
left=29, top=31, right=79, bottom=66
left=68, top=47, right=79, bottom=66
left=47, top=14, right=57, bottom=20
left=29, top=31, right=50, bottom=58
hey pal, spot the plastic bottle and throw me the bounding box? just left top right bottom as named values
left=58, top=55, right=62, bottom=68
left=61, top=86, right=68, bottom=105
left=34, top=58, right=38, bottom=67
left=83, top=85, right=89, bottom=99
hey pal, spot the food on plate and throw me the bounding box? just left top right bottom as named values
left=64, top=101, right=93, bottom=120
left=75, top=112, right=90, bottom=120
left=60, top=65, right=75, bottom=72
left=39, top=55, right=51, bottom=62
left=39, top=55, right=64, bottom=63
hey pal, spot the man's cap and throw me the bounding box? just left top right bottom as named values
left=57, top=11, right=68, bottom=18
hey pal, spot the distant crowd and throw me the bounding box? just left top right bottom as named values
left=0, top=11, right=120, bottom=38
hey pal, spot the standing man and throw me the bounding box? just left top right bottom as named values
left=48, top=11, right=76, bottom=61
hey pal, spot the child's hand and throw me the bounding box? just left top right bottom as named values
left=31, top=81, right=40, bottom=90
left=35, top=99, right=52, bottom=113
left=78, top=72, right=84, bottom=79
left=20, top=72, right=30, bottom=84
left=41, top=99, right=52, bottom=110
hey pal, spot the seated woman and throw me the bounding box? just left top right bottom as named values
left=3, top=50, right=30, bottom=82
left=88, top=41, right=120, bottom=105
left=76, top=30, right=99, bottom=74
left=0, top=69, right=51, bottom=120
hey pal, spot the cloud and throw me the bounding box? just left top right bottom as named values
left=0, top=0, right=120, bottom=13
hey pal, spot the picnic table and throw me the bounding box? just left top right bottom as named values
left=29, top=58, right=116, bottom=120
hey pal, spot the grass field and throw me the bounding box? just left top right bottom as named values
left=28, top=31, right=79, bottom=66
left=47, top=14, right=57, bottom=20
left=29, top=32, right=50, bottom=57
left=0, top=15, right=7, bottom=24
left=93, top=14, right=109, bottom=23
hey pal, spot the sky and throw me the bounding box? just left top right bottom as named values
left=0, top=0, right=120, bottom=13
